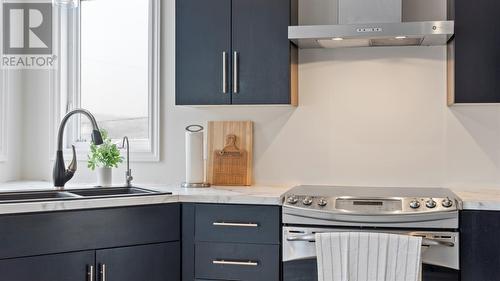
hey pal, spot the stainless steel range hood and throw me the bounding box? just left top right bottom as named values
left=289, top=0, right=454, bottom=49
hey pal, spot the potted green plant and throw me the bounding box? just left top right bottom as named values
left=87, top=130, right=123, bottom=187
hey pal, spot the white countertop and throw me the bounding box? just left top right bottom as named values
left=0, top=181, right=291, bottom=214
left=450, top=187, right=500, bottom=211
left=1, top=181, right=500, bottom=214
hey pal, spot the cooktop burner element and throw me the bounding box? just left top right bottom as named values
left=282, top=186, right=462, bottom=229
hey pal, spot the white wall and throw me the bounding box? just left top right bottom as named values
left=7, top=0, right=500, bottom=189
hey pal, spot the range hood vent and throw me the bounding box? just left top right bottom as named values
left=289, top=0, right=454, bottom=49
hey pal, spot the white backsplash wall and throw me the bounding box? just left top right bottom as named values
left=9, top=0, right=500, bottom=188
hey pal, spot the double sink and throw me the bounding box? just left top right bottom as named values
left=0, top=187, right=171, bottom=204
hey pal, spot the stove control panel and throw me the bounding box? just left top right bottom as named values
left=406, top=197, right=454, bottom=211
left=284, top=195, right=459, bottom=213
left=285, top=195, right=329, bottom=208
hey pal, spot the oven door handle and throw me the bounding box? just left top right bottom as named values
left=286, top=234, right=455, bottom=247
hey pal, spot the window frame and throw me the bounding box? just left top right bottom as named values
left=0, top=1, right=7, bottom=162
left=0, top=71, right=7, bottom=162
left=50, top=0, right=160, bottom=162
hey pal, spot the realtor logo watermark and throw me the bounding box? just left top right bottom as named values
left=1, top=1, right=55, bottom=69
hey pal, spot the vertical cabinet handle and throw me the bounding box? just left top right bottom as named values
left=233, top=51, right=239, bottom=94
left=87, top=265, right=94, bottom=281
left=222, top=51, right=228, bottom=93
left=99, top=264, right=106, bottom=281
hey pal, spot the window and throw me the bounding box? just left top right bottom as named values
left=51, top=0, right=160, bottom=161
left=0, top=11, right=6, bottom=162
left=0, top=71, right=6, bottom=162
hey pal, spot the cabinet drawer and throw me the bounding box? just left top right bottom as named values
left=195, top=204, right=280, bottom=244
left=0, top=204, right=180, bottom=259
left=195, top=242, right=280, bottom=281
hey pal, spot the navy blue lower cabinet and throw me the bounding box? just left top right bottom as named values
left=96, top=243, right=180, bottom=281
left=0, top=204, right=181, bottom=281
left=195, top=242, right=280, bottom=281
left=0, top=251, right=95, bottom=281
left=460, top=210, right=500, bottom=281
left=195, top=203, right=281, bottom=244
left=182, top=203, right=282, bottom=281
left=0, top=204, right=179, bottom=259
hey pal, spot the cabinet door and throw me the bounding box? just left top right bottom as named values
left=0, top=251, right=94, bottom=281
left=96, top=242, right=180, bottom=281
left=176, top=0, right=232, bottom=105
left=231, top=0, right=292, bottom=104
left=453, top=0, right=500, bottom=103
left=460, top=211, right=500, bottom=281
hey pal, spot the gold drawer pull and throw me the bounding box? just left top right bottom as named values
left=212, top=222, right=259, bottom=227
left=213, top=260, right=258, bottom=266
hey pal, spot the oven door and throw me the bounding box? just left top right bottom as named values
left=283, top=226, right=460, bottom=281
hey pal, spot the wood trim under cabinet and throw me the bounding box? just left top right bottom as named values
left=447, top=39, right=455, bottom=106
left=290, top=44, right=299, bottom=107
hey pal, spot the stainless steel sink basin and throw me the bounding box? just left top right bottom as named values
left=69, top=187, right=158, bottom=197
left=0, top=187, right=170, bottom=204
left=0, top=191, right=78, bottom=203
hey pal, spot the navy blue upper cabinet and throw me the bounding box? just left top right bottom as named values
left=176, top=0, right=298, bottom=105
left=176, top=0, right=232, bottom=105
left=448, top=0, right=500, bottom=104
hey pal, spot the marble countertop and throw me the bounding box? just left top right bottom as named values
left=0, top=181, right=291, bottom=214
left=450, top=187, right=500, bottom=211
left=1, top=181, right=500, bottom=214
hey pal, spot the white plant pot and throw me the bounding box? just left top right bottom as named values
left=97, top=167, right=113, bottom=187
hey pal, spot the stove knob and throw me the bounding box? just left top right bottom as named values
left=442, top=198, right=453, bottom=208
left=302, top=197, right=313, bottom=206
left=318, top=198, right=328, bottom=207
left=409, top=199, right=420, bottom=209
left=286, top=195, right=298, bottom=204
left=426, top=199, right=437, bottom=209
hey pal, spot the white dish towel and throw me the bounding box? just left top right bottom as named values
left=315, top=232, right=422, bottom=281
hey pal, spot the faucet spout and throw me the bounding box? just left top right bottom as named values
left=121, top=136, right=133, bottom=187
left=53, top=108, right=103, bottom=188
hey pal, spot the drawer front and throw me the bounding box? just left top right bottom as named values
left=0, top=204, right=180, bottom=259
left=195, top=204, right=280, bottom=244
left=195, top=242, right=280, bottom=281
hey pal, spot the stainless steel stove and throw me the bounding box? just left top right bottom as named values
left=282, top=186, right=462, bottom=281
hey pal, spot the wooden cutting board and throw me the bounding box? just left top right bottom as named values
left=207, top=121, right=253, bottom=186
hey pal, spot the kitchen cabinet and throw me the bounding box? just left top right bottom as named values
left=182, top=203, right=281, bottom=281
left=96, top=243, right=180, bottom=281
left=0, top=251, right=95, bottom=281
left=176, top=0, right=297, bottom=105
left=175, top=0, right=231, bottom=105
left=460, top=210, right=500, bottom=281
left=0, top=204, right=180, bottom=280
left=447, top=0, right=500, bottom=104
left=0, top=244, right=179, bottom=281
